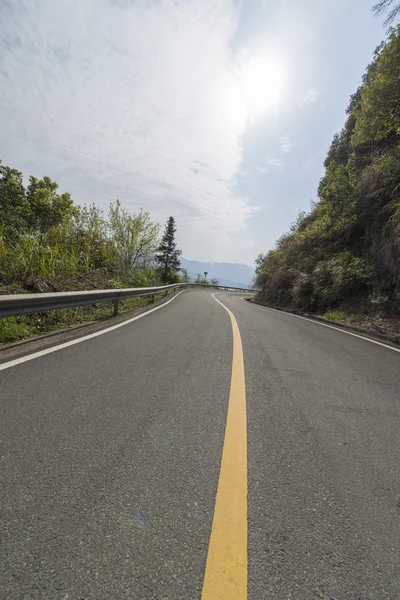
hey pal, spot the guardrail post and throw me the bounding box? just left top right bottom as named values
left=113, top=299, right=119, bottom=316
left=151, top=294, right=155, bottom=303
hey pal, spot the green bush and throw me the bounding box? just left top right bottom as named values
left=0, top=160, right=185, bottom=343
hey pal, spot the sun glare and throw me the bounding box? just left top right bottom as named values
left=224, top=50, right=285, bottom=127
left=239, top=54, right=284, bottom=115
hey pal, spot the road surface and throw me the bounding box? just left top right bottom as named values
left=1, top=289, right=399, bottom=599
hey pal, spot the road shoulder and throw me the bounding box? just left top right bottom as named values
left=0, top=289, right=187, bottom=365
left=247, top=297, right=400, bottom=350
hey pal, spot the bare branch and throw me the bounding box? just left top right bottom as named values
left=373, top=0, right=400, bottom=25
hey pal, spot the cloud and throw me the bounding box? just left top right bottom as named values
left=266, top=158, right=284, bottom=168
left=256, top=157, right=284, bottom=174
left=299, top=88, right=320, bottom=106
left=0, top=0, right=259, bottom=263
left=279, top=135, right=295, bottom=154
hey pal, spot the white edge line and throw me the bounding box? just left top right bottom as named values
left=0, top=290, right=187, bottom=371
left=241, top=297, right=400, bottom=354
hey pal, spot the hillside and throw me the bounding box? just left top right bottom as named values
left=254, top=26, right=400, bottom=339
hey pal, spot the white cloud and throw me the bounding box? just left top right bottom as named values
left=266, top=158, right=284, bottom=168
left=279, top=135, right=295, bottom=154
left=256, top=157, right=284, bottom=174
left=0, top=0, right=259, bottom=263
left=299, top=88, right=320, bottom=106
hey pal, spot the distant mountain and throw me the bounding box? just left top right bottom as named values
left=180, top=258, right=254, bottom=288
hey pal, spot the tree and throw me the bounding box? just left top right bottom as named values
left=179, top=267, right=190, bottom=283
left=351, top=28, right=400, bottom=145
left=210, top=277, right=219, bottom=286
left=373, top=0, right=400, bottom=25
left=108, top=200, right=160, bottom=277
left=204, top=271, right=208, bottom=280
left=26, top=175, right=78, bottom=232
left=155, top=216, right=181, bottom=282
left=0, top=162, right=29, bottom=235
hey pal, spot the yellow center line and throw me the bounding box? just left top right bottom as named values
left=202, top=294, right=248, bottom=600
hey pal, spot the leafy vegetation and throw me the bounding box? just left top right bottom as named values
left=255, top=27, right=400, bottom=328
left=0, top=164, right=183, bottom=342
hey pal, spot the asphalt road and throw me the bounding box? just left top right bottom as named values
left=1, top=289, right=399, bottom=599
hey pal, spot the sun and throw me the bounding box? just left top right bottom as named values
left=239, top=53, right=284, bottom=115
left=225, top=50, right=285, bottom=126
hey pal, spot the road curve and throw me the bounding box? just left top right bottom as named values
left=1, top=289, right=399, bottom=599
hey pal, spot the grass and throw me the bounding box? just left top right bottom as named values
left=319, top=310, right=359, bottom=324
left=0, top=317, right=34, bottom=343
left=0, top=295, right=159, bottom=345
left=0, top=282, right=181, bottom=345
left=0, top=232, right=94, bottom=285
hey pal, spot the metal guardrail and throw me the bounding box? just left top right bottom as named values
left=0, top=283, right=254, bottom=319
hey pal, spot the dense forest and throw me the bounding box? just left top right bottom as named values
left=254, top=26, right=400, bottom=330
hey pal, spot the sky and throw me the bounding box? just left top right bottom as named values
left=0, top=0, right=387, bottom=265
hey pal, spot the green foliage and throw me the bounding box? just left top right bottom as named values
left=108, top=200, right=160, bottom=278
left=352, top=31, right=400, bottom=145
left=26, top=176, right=78, bottom=231
left=0, top=165, right=78, bottom=239
left=319, top=310, right=358, bottom=324
left=0, top=161, right=174, bottom=342
left=0, top=317, right=33, bottom=342
left=155, top=216, right=182, bottom=282
left=255, top=27, right=400, bottom=316
left=312, top=252, right=374, bottom=305
left=0, top=162, right=29, bottom=235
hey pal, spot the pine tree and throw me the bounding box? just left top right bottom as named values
left=155, top=216, right=181, bottom=282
